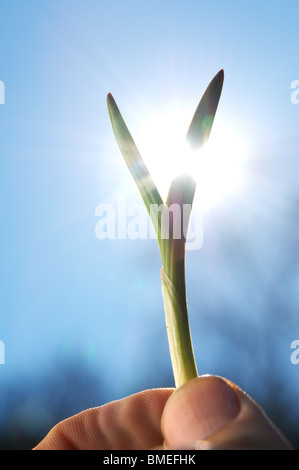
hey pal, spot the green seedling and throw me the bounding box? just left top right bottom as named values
left=107, top=70, right=224, bottom=388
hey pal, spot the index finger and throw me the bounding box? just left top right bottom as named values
left=33, top=388, right=173, bottom=450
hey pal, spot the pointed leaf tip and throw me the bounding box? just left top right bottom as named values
left=186, top=69, right=224, bottom=151
left=106, top=92, right=164, bottom=237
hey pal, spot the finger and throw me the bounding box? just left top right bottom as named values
left=33, top=388, right=173, bottom=450
left=161, top=375, right=293, bottom=450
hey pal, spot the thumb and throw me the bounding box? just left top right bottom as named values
left=161, top=375, right=293, bottom=450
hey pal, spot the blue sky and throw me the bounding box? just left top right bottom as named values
left=1, top=0, right=299, bottom=445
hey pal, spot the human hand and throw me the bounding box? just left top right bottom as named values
left=33, top=375, right=293, bottom=450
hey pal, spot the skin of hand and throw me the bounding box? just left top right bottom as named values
left=33, top=375, right=293, bottom=450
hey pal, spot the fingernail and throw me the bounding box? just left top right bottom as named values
left=162, top=376, right=240, bottom=449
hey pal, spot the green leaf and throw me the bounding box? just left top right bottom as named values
left=186, top=69, right=224, bottom=150
left=107, top=93, right=164, bottom=238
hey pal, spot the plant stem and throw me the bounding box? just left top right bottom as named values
left=161, top=269, right=198, bottom=387
left=160, top=173, right=198, bottom=387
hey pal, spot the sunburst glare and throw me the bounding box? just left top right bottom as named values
left=136, top=109, right=247, bottom=206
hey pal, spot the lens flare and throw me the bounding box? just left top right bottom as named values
left=136, top=110, right=247, bottom=206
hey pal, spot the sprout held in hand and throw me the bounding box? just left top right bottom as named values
left=107, top=70, right=224, bottom=388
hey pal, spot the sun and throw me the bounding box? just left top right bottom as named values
left=135, top=108, right=247, bottom=206
left=136, top=107, right=190, bottom=200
